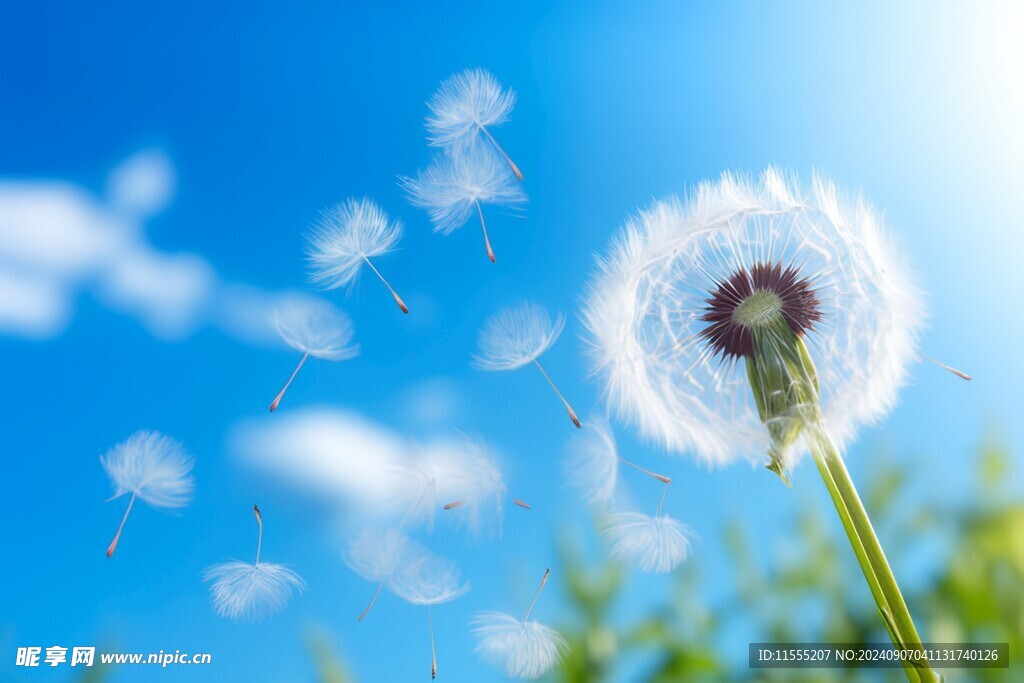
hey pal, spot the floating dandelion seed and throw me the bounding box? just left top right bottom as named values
left=473, top=302, right=581, bottom=428
left=921, top=355, right=972, bottom=381
left=307, top=197, right=409, bottom=313
left=472, top=568, right=568, bottom=680
left=101, top=430, right=194, bottom=558
left=204, top=505, right=304, bottom=622
left=602, top=511, right=694, bottom=574
left=564, top=417, right=670, bottom=507
left=390, top=438, right=506, bottom=537
left=343, top=527, right=425, bottom=622
left=390, top=550, right=470, bottom=680
left=399, top=145, right=526, bottom=263
left=446, top=497, right=532, bottom=511
left=269, top=298, right=359, bottom=412
left=425, top=67, right=523, bottom=181
left=585, top=169, right=948, bottom=678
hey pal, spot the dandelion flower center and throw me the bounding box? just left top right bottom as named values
left=732, top=290, right=783, bottom=327
left=700, top=261, right=822, bottom=360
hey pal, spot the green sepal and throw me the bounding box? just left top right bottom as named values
left=744, top=317, right=821, bottom=483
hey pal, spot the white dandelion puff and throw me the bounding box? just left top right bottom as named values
left=473, top=302, right=581, bottom=428
left=307, top=197, right=409, bottom=314
left=425, top=67, right=523, bottom=180
left=601, top=511, right=694, bottom=574
left=472, top=569, right=568, bottom=680
left=585, top=169, right=949, bottom=668
left=101, top=430, right=194, bottom=557
left=390, top=549, right=470, bottom=680
left=389, top=438, right=506, bottom=537
left=269, top=298, right=359, bottom=411
left=343, top=527, right=425, bottom=622
left=399, top=145, right=526, bottom=263
left=204, top=505, right=304, bottom=622
left=564, top=418, right=670, bottom=508
left=584, top=168, right=927, bottom=467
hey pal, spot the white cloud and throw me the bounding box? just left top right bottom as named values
left=230, top=408, right=405, bottom=510
left=398, top=377, right=464, bottom=428
left=0, top=149, right=312, bottom=344
left=0, top=268, right=71, bottom=338
left=229, top=406, right=506, bottom=535
left=106, top=149, right=175, bottom=217
left=0, top=182, right=130, bottom=278
left=97, top=246, right=216, bottom=340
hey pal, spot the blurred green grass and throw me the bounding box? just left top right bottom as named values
left=554, top=438, right=1022, bottom=682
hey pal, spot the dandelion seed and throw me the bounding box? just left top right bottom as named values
left=921, top=355, right=972, bottom=381
left=389, top=438, right=506, bottom=536
left=601, top=511, right=694, bottom=574
left=564, top=417, right=670, bottom=507
left=425, top=68, right=523, bottom=181
left=399, top=145, right=526, bottom=263
left=269, top=298, right=359, bottom=411
left=473, top=302, right=581, bottom=428
left=307, top=197, right=409, bottom=313
left=390, top=550, right=470, bottom=680
left=447, top=497, right=531, bottom=512
left=343, top=527, right=424, bottom=622
left=472, top=568, right=568, bottom=679
left=204, top=505, right=304, bottom=622
left=584, top=168, right=940, bottom=675
left=101, top=430, right=194, bottom=558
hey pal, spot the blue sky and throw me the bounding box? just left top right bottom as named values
left=2, top=1, right=1022, bottom=681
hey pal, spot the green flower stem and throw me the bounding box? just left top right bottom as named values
left=808, top=427, right=937, bottom=682
left=745, top=318, right=938, bottom=682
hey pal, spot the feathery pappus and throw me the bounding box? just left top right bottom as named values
left=269, top=297, right=359, bottom=411
left=101, top=430, right=194, bottom=558
left=307, top=197, right=409, bottom=313
left=472, top=569, right=567, bottom=679
left=473, top=302, right=581, bottom=428
left=564, top=417, right=670, bottom=508
left=400, top=144, right=525, bottom=263
left=204, top=505, right=304, bottom=622
left=425, top=67, right=523, bottom=181
left=389, top=548, right=470, bottom=679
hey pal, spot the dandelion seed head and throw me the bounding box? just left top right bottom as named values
left=389, top=551, right=470, bottom=606
left=564, top=417, right=619, bottom=507
left=472, top=611, right=569, bottom=680
left=425, top=68, right=516, bottom=148
left=584, top=168, right=923, bottom=466
left=101, top=430, right=194, bottom=508
left=602, top=511, right=694, bottom=573
left=203, top=561, right=304, bottom=622
left=473, top=302, right=564, bottom=371
left=399, top=145, right=526, bottom=235
left=307, top=197, right=403, bottom=289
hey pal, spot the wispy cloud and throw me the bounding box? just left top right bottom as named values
left=0, top=149, right=312, bottom=344
left=229, top=406, right=505, bottom=535
left=230, top=408, right=404, bottom=510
